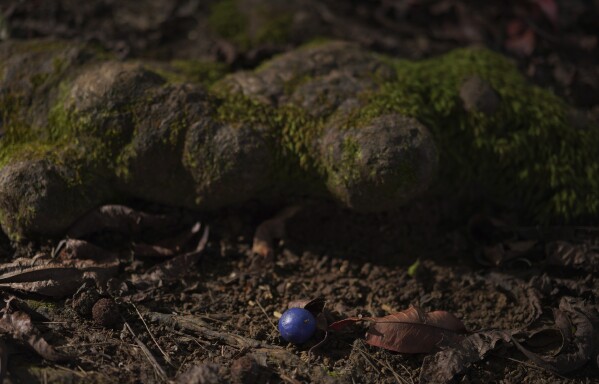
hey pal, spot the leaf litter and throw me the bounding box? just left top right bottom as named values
left=0, top=297, right=69, bottom=363
left=0, top=205, right=211, bottom=380
left=329, top=306, right=468, bottom=354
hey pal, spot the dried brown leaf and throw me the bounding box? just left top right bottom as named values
left=365, top=306, right=467, bottom=353
left=133, top=222, right=202, bottom=258
left=419, top=330, right=513, bottom=384
left=329, top=306, right=467, bottom=353
left=0, top=240, right=119, bottom=297
left=0, top=304, right=68, bottom=362
left=512, top=297, right=598, bottom=373
left=546, top=241, right=599, bottom=272
left=252, top=206, right=302, bottom=259
left=522, top=327, right=565, bottom=356
left=67, top=205, right=181, bottom=239
left=132, top=225, right=208, bottom=288
left=288, top=297, right=326, bottom=314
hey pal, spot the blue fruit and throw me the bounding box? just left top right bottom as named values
left=278, top=307, right=317, bottom=344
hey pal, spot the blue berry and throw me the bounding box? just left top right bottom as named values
left=278, top=307, right=317, bottom=344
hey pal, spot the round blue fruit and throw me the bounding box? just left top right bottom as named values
left=278, top=307, right=317, bottom=344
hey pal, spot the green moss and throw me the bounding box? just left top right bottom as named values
left=2, top=41, right=596, bottom=223
left=345, top=48, right=598, bottom=220
left=150, top=60, right=229, bottom=87
left=208, top=0, right=292, bottom=49
left=209, top=0, right=250, bottom=48
left=254, top=13, right=292, bottom=45
left=212, top=92, right=325, bottom=183
left=338, top=136, right=361, bottom=183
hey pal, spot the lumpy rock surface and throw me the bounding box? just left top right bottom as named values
left=1, top=39, right=595, bottom=241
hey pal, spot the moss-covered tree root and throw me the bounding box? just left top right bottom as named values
left=0, top=39, right=596, bottom=241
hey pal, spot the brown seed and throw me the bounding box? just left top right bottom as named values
left=92, top=298, right=120, bottom=328
left=72, top=289, right=100, bottom=317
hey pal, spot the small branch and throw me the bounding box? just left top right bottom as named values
left=124, top=322, right=168, bottom=382
left=132, top=303, right=174, bottom=366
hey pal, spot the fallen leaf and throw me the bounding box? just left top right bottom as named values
left=288, top=297, right=328, bottom=331
left=0, top=240, right=119, bottom=298
left=133, top=222, right=202, bottom=258
left=546, top=241, right=599, bottom=272
left=288, top=297, right=326, bottom=313
left=419, top=330, right=513, bottom=384
left=366, top=307, right=467, bottom=353
left=505, top=20, right=536, bottom=56
left=67, top=205, right=182, bottom=239
left=0, top=299, right=69, bottom=362
left=132, top=225, right=208, bottom=288
left=407, top=259, right=420, bottom=277
left=484, top=272, right=542, bottom=327
left=521, top=327, right=565, bottom=356
left=328, top=317, right=362, bottom=332
left=329, top=306, right=467, bottom=353
left=512, top=297, right=598, bottom=373
left=252, top=205, right=302, bottom=259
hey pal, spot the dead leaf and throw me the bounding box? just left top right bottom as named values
left=419, top=330, right=513, bottom=384
left=481, top=239, right=537, bottom=266
left=0, top=240, right=119, bottom=298
left=288, top=297, right=328, bottom=331
left=329, top=306, right=467, bottom=353
left=505, top=20, right=536, bottom=56
left=133, top=222, right=202, bottom=258
left=546, top=241, right=599, bottom=272
left=521, top=327, right=565, bottom=356
left=252, top=205, right=302, bottom=259
left=132, top=225, right=208, bottom=288
left=67, top=205, right=182, bottom=239
left=288, top=297, right=326, bottom=313
left=366, top=306, right=467, bottom=353
left=512, top=297, right=598, bottom=373
left=0, top=300, right=69, bottom=362
left=328, top=317, right=362, bottom=332
left=484, top=273, right=542, bottom=327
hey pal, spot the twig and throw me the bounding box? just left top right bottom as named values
left=132, top=303, right=174, bottom=366
left=255, top=300, right=277, bottom=332
left=124, top=322, right=168, bottom=382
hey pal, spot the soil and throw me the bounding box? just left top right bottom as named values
left=0, top=1, right=598, bottom=383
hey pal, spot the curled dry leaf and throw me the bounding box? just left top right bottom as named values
left=133, top=222, right=202, bottom=258
left=288, top=297, right=328, bottom=331
left=512, top=297, right=598, bottom=374
left=0, top=240, right=119, bottom=297
left=67, top=204, right=182, bottom=239
left=419, top=330, right=513, bottom=384
left=329, top=306, right=467, bottom=353
left=288, top=297, right=326, bottom=313
left=483, top=272, right=542, bottom=327
left=546, top=241, right=599, bottom=272
left=131, top=225, right=208, bottom=289
left=252, top=205, right=302, bottom=259
left=0, top=300, right=69, bottom=362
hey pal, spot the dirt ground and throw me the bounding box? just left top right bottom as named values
left=0, top=1, right=598, bottom=383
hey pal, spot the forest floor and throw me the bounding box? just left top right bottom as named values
left=0, top=1, right=598, bottom=383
